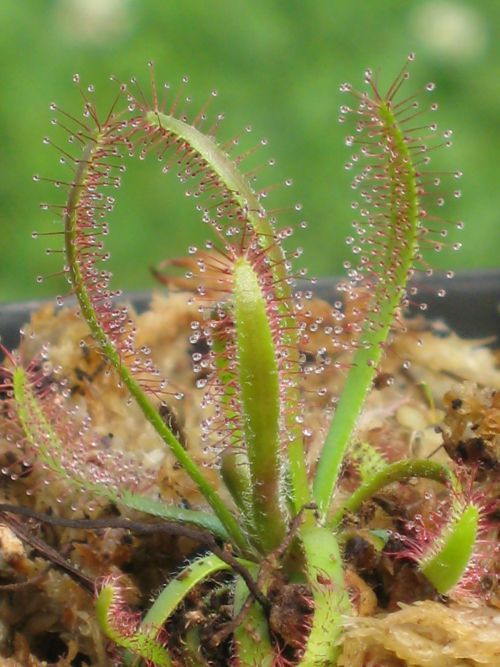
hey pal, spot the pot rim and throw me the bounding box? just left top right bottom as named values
left=1, top=269, right=499, bottom=351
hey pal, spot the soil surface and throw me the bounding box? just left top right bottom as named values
left=0, top=292, right=498, bottom=666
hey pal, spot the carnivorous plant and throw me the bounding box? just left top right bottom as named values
left=1, top=55, right=494, bottom=666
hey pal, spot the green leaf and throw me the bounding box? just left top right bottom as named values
left=143, top=107, right=309, bottom=515
left=142, top=554, right=231, bottom=629
left=96, top=580, right=172, bottom=667
left=298, top=526, right=351, bottom=666
left=62, top=117, right=248, bottom=552
left=233, top=569, right=275, bottom=667
left=12, top=367, right=230, bottom=541
left=182, top=627, right=211, bottom=666
left=119, top=491, right=229, bottom=540
left=348, top=441, right=387, bottom=482
left=421, top=503, right=479, bottom=594
left=313, top=62, right=446, bottom=517
left=213, top=323, right=254, bottom=530
left=330, top=459, right=456, bottom=529
left=125, top=555, right=233, bottom=667
left=232, top=256, right=286, bottom=552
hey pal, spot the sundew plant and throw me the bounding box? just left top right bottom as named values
left=0, top=55, right=493, bottom=666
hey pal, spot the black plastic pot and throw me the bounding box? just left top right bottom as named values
left=1, top=270, right=498, bottom=352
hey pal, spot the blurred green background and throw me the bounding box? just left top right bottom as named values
left=1, top=0, right=498, bottom=303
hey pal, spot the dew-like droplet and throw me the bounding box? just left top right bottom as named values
left=72, top=73, right=80, bottom=83
left=426, top=82, right=436, bottom=92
